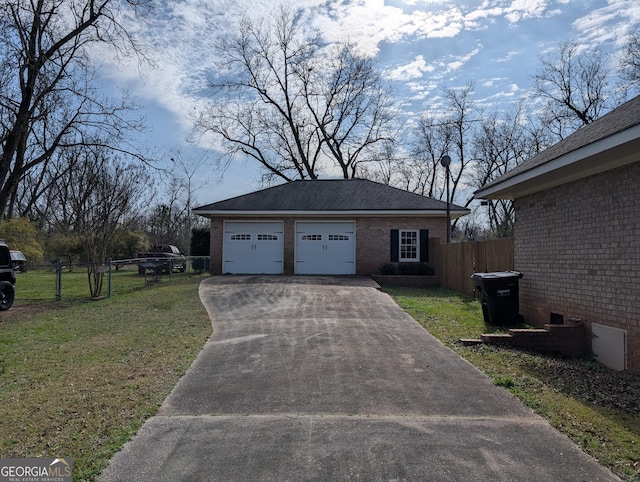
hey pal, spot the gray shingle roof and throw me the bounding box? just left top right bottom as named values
left=194, top=179, right=468, bottom=214
left=477, top=94, right=640, bottom=193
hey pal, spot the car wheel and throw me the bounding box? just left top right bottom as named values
left=0, top=281, right=15, bottom=311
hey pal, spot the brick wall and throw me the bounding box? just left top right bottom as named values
left=481, top=323, right=588, bottom=358
left=354, top=216, right=447, bottom=275
left=209, top=218, right=223, bottom=275
left=514, top=161, right=640, bottom=371
left=207, top=216, right=447, bottom=276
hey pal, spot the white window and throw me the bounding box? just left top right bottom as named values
left=400, top=230, right=419, bottom=261
left=230, top=234, right=251, bottom=241
left=257, top=234, right=278, bottom=241
left=328, top=234, right=349, bottom=241
left=301, top=234, right=322, bottom=241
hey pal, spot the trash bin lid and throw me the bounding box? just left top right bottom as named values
left=471, top=270, right=523, bottom=279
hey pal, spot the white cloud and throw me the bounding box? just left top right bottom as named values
left=446, top=46, right=482, bottom=72
left=482, top=77, right=503, bottom=87
left=408, top=8, right=466, bottom=39
left=503, top=0, right=551, bottom=23
left=387, top=55, right=435, bottom=81
left=496, top=50, right=520, bottom=62
left=313, top=0, right=411, bottom=56
left=572, top=0, right=640, bottom=47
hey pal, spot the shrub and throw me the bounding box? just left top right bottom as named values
left=378, top=263, right=434, bottom=276
left=397, top=263, right=434, bottom=276
left=378, top=263, right=397, bottom=275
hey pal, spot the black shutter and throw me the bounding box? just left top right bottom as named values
left=390, top=229, right=399, bottom=262
left=419, top=229, right=429, bottom=262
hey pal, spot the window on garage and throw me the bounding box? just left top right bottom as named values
left=257, top=234, right=278, bottom=241
left=301, top=234, right=322, bottom=241
left=328, top=234, right=349, bottom=241
left=390, top=229, right=429, bottom=263
left=400, top=230, right=418, bottom=261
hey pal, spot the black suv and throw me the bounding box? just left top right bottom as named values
left=0, top=243, right=16, bottom=310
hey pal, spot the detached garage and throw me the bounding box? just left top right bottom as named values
left=193, top=179, right=469, bottom=276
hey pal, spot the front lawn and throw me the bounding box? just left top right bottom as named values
left=386, top=286, right=640, bottom=481
left=0, top=275, right=212, bottom=481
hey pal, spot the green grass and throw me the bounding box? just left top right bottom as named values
left=14, top=264, right=202, bottom=301
left=386, top=286, right=640, bottom=481
left=13, top=269, right=59, bottom=300
left=0, top=274, right=212, bottom=481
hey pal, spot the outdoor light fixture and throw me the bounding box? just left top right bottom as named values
left=440, top=155, right=451, bottom=243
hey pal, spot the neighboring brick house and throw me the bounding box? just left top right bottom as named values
left=475, top=95, right=640, bottom=372
left=193, top=179, right=469, bottom=276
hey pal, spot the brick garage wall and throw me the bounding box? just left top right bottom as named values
left=355, top=216, right=447, bottom=275
left=207, top=216, right=447, bottom=276
left=283, top=219, right=296, bottom=274
left=514, top=161, right=640, bottom=371
left=208, top=218, right=224, bottom=275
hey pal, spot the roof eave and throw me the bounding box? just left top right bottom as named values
left=193, top=209, right=471, bottom=219
left=475, top=123, right=640, bottom=200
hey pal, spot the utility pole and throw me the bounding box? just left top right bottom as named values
left=440, top=155, right=451, bottom=243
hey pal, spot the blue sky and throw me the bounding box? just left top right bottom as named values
left=98, top=0, right=640, bottom=205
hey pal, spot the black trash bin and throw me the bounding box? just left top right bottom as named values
left=471, top=271, right=524, bottom=325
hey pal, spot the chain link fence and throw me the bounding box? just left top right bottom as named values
left=14, top=257, right=211, bottom=301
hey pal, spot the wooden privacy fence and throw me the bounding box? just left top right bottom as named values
left=429, top=237, right=515, bottom=297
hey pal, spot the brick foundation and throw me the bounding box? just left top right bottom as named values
left=479, top=323, right=588, bottom=358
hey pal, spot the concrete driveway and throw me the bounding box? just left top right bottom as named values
left=100, top=276, right=619, bottom=481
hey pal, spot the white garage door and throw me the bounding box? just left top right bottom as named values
left=223, top=222, right=284, bottom=274
left=296, top=222, right=355, bottom=275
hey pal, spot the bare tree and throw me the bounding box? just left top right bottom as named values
left=471, top=105, right=534, bottom=237
left=358, top=141, right=397, bottom=187
left=168, top=150, right=210, bottom=254
left=533, top=41, right=611, bottom=139
left=194, top=6, right=398, bottom=183
left=441, top=84, right=480, bottom=235
left=620, top=33, right=640, bottom=94
left=0, top=0, right=149, bottom=220
left=142, top=171, right=208, bottom=251
left=46, top=145, right=150, bottom=297
left=194, top=8, right=322, bottom=182
left=12, top=142, right=94, bottom=222
left=408, top=114, right=453, bottom=197
left=300, top=42, right=398, bottom=178
left=139, top=150, right=212, bottom=253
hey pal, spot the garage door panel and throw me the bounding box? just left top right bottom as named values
left=224, top=222, right=283, bottom=274
left=296, top=222, right=355, bottom=275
